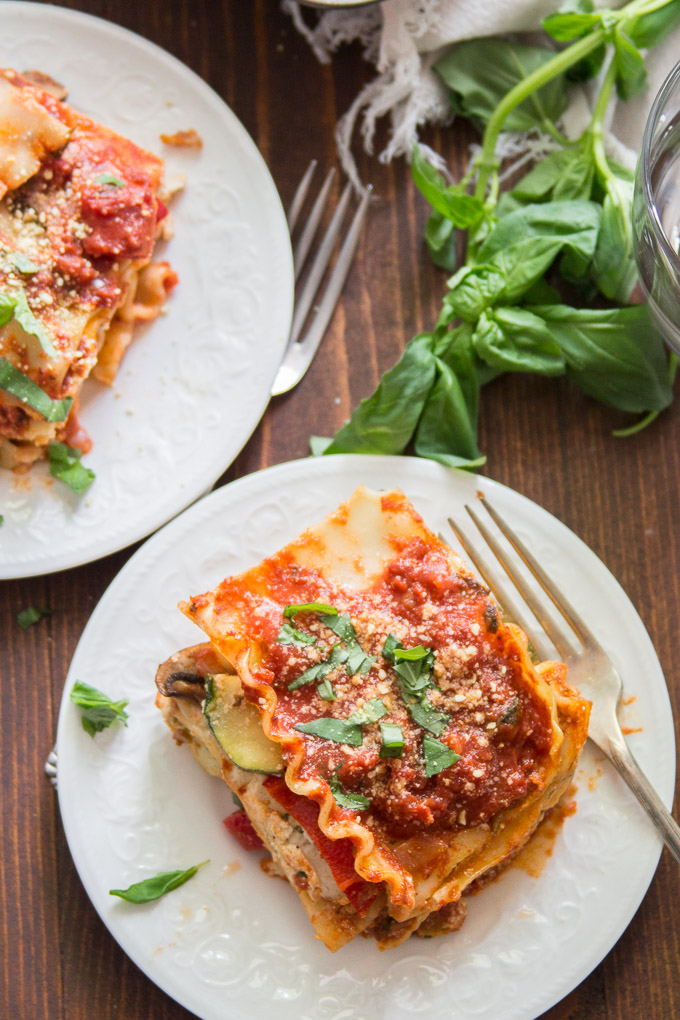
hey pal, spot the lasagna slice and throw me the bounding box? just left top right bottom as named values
left=155, top=487, right=590, bottom=951
left=0, top=68, right=177, bottom=470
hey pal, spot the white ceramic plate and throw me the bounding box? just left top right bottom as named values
left=0, top=3, right=293, bottom=578
left=56, top=455, right=675, bottom=1020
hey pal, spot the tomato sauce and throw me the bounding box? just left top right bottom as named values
left=242, top=536, right=555, bottom=841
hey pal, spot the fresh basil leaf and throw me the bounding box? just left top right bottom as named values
left=379, top=722, right=405, bottom=759
left=434, top=39, right=568, bottom=133
left=531, top=304, right=673, bottom=412
left=0, top=292, right=15, bottom=326
left=422, top=733, right=461, bottom=777
left=48, top=442, right=95, bottom=494
left=0, top=358, right=72, bottom=422
left=425, top=210, right=458, bottom=271
left=328, top=768, right=370, bottom=810
left=511, top=150, right=578, bottom=202
left=70, top=680, right=129, bottom=737
left=294, top=717, right=363, bottom=746
left=345, top=644, right=376, bottom=676
left=442, top=265, right=506, bottom=323
left=320, top=612, right=355, bottom=644
left=287, top=660, right=331, bottom=691
left=414, top=327, right=485, bottom=469
left=591, top=175, right=637, bottom=302
left=317, top=678, right=336, bottom=701
left=394, top=645, right=431, bottom=662
left=347, top=697, right=388, bottom=726
left=522, top=277, right=562, bottom=305
left=276, top=623, right=317, bottom=647
left=476, top=201, right=601, bottom=298
left=10, top=288, right=57, bottom=358
left=309, top=435, right=332, bottom=456
left=412, top=146, right=484, bottom=228
left=542, top=5, right=600, bottom=42
left=284, top=602, right=338, bottom=618
left=567, top=40, right=607, bottom=82
left=95, top=172, right=125, bottom=188
left=472, top=307, right=565, bottom=376
left=324, top=332, right=438, bottom=457
left=12, top=252, right=40, bottom=274
left=626, top=0, right=680, bottom=48
left=382, top=633, right=401, bottom=663
left=110, top=861, right=208, bottom=903
left=17, top=606, right=51, bottom=629
left=613, top=26, right=647, bottom=100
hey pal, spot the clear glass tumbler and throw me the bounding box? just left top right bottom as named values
left=633, top=59, right=680, bottom=354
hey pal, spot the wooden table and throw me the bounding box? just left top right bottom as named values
left=2, top=2, right=679, bottom=1018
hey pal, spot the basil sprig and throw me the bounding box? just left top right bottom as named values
left=48, top=442, right=95, bottom=494
left=383, top=635, right=450, bottom=737
left=328, top=767, right=370, bottom=811
left=110, top=861, right=208, bottom=903
left=317, top=0, right=680, bottom=465
left=70, top=680, right=129, bottom=737
left=422, top=734, right=461, bottom=778
left=0, top=358, right=72, bottom=422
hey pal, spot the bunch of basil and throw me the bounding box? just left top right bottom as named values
left=319, top=0, right=680, bottom=469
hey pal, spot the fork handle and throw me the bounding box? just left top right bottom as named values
left=602, top=736, right=680, bottom=865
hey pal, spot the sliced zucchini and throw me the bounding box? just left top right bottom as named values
left=204, top=673, right=283, bottom=775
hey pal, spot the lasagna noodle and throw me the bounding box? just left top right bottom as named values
left=159, top=487, right=590, bottom=950
left=0, top=68, right=177, bottom=468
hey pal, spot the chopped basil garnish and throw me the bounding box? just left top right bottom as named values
left=17, top=606, right=51, bottom=630
left=379, top=722, right=404, bottom=758
left=95, top=172, right=125, bottom=188
left=12, top=252, right=40, bottom=274
left=283, top=602, right=338, bottom=618
left=320, top=612, right=356, bottom=643
left=287, top=644, right=348, bottom=691
left=347, top=697, right=388, bottom=726
left=383, top=634, right=450, bottom=737
left=422, top=734, right=461, bottom=777
left=320, top=612, right=376, bottom=676
left=48, top=442, right=95, bottom=494
left=109, top=861, right=208, bottom=903
left=317, top=677, right=336, bottom=701
left=0, top=288, right=57, bottom=357
left=0, top=358, right=72, bottom=421
left=70, top=680, right=129, bottom=737
left=328, top=767, right=370, bottom=811
left=277, top=622, right=317, bottom=647
left=294, top=717, right=362, bottom=746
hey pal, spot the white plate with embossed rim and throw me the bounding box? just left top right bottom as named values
left=0, top=3, right=293, bottom=579
left=56, top=455, right=675, bottom=1020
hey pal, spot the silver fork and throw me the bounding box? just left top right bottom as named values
left=271, top=161, right=372, bottom=396
left=448, top=496, right=680, bottom=864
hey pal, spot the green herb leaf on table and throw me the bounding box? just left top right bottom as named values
left=626, top=0, right=680, bottom=48
left=48, top=442, right=95, bottom=494
left=411, top=146, right=483, bottom=229
left=17, top=606, right=51, bottom=630
left=328, top=767, right=370, bottom=811
left=422, top=734, right=461, bottom=778
left=70, top=680, right=129, bottom=738
left=613, top=26, right=647, bottom=99
left=110, top=861, right=208, bottom=903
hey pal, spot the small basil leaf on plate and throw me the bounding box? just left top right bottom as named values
left=0, top=358, right=73, bottom=422
left=48, top=442, right=95, bottom=494
left=109, top=861, right=208, bottom=903
left=70, top=680, right=129, bottom=737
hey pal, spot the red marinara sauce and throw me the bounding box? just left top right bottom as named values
left=243, top=537, right=555, bottom=841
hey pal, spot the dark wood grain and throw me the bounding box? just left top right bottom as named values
left=1, top=3, right=678, bottom=1019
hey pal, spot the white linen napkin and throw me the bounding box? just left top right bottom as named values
left=284, top=0, right=680, bottom=188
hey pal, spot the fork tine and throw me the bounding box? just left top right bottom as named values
left=479, top=498, right=601, bottom=651
left=293, top=167, right=336, bottom=281
left=287, top=159, right=317, bottom=233
left=463, top=503, right=578, bottom=661
left=445, top=519, right=556, bottom=662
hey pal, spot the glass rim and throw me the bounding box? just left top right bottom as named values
left=641, top=57, right=680, bottom=273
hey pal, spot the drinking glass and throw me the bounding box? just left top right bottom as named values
left=633, top=59, right=680, bottom=353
